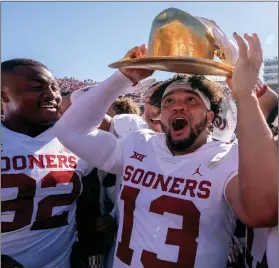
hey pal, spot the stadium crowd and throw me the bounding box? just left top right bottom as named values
left=57, top=77, right=147, bottom=105
left=58, top=77, right=98, bottom=93
left=1, top=8, right=278, bottom=268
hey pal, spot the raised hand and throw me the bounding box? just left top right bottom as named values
left=120, top=44, right=154, bottom=83
left=230, top=33, right=263, bottom=100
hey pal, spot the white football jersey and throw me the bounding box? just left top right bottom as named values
left=112, top=129, right=238, bottom=268
left=109, top=114, right=148, bottom=139
left=1, top=124, right=91, bottom=268
left=99, top=113, right=149, bottom=214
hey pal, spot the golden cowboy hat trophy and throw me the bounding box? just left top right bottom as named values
left=109, top=8, right=233, bottom=77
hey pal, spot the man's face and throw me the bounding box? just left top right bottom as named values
left=144, top=86, right=162, bottom=132
left=2, top=65, right=62, bottom=125
left=160, top=86, right=214, bottom=152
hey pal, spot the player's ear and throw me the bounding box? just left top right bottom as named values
left=206, top=110, right=215, bottom=125
left=1, top=85, right=9, bottom=103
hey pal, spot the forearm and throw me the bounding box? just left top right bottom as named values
left=67, top=87, right=113, bottom=131
left=55, top=71, right=133, bottom=172
left=57, top=71, right=133, bottom=133
left=236, top=94, right=278, bottom=223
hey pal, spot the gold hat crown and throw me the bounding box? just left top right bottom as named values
left=147, top=7, right=215, bottom=60
left=109, top=7, right=233, bottom=76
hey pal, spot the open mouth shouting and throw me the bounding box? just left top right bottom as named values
left=171, top=117, right=189, bottom=136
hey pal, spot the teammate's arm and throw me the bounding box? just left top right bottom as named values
left=60, top=87, right=113, bottom=131
left=70, top=87, right=113, bottom=132
left=225, top=33, right=278, bottom=228
left=55, top=71, right=133, bottom=174
left=55, top=45, right=153, bottom=173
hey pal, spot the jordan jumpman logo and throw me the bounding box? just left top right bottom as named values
left=192, top=164, right=203, bottom=176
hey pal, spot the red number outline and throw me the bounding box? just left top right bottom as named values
left=116, top=186, right=201, bottom=267
left=1, top=171, right=81, bottom=232
left=116, top=185, right=140, bottom=265
left=2, top=174, right=36, bottom=232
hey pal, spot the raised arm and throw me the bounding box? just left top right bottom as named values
left=225, top=33, right=278, bottom=227
left=55, top=71, right=132, bottom=174
left=55, top=45, right=153, bottom=173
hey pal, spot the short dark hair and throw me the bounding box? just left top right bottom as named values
left=1, top=58, right=49, bottom=74
left=149, top=81, right=170, bottom=108
left=149, top=74, right=223, bottom=116
left=149, top=81, right=162, bottom=90
left=111, top=97, right=140, bottom=115
left=144, top=81, right=163, bottom=103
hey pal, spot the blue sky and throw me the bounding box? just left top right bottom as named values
left=2, top=2, right=278, bottom=82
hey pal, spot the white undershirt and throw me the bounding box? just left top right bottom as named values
left=54, top=71, right=133, bottom=174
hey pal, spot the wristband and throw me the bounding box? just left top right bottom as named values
left=254, top=79, right=268, bottom=98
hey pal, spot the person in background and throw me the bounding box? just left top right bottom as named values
left=108, top=96, right=140, bottom=117
left=143, top=81, right=163, bottom=132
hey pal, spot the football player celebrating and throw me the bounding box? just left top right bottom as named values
left=1, top=59, right=94, bottom=267
left=55, top=33, right=277, bottom=268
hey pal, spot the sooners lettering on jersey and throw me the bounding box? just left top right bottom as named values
left=1, top=125, right=91, bottom=268
left=113, top=130, right=238, bottom=268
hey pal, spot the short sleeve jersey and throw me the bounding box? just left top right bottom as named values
left=1, top=125, right=91, bottom=268
left=112, top=129, right=238, bottom=268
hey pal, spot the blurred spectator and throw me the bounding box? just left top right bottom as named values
left=57, top=77, right=148, bottom=105
left=56, top=75, right=231, bottom=115
left=108, top=97, right=140, bottom=117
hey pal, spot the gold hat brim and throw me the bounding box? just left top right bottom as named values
left=108, top=56, right=233, bottom=77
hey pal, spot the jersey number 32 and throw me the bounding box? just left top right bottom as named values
left=2, top=171, right=81, bottom=232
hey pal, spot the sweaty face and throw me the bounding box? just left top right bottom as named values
left=160, top=87, right=213, bottom=152
left=2, top=65, right=62, bottom=125
left=144, top=86, right=162, bottom=132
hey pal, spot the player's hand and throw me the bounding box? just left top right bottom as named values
left=1, top=255, right=24, bottom=268
left=228, top=33, right=263, bottom=100
left=95, top=215, right=117, bottom=234
left=120, top=45, right=154, bottom=83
